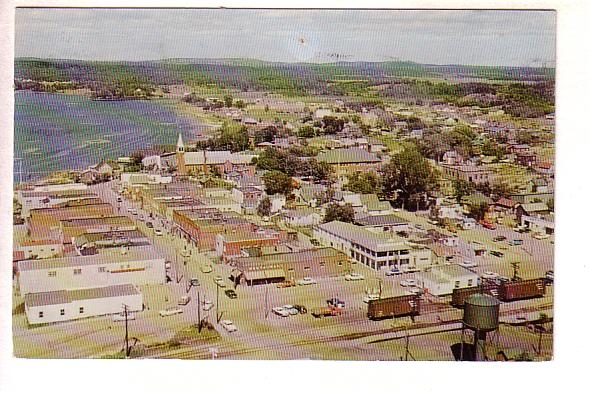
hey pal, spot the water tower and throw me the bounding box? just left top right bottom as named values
left=460, top=293, right=500, bottom=361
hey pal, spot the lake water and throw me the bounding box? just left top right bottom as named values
left=14, top=91, right=212, bottom=183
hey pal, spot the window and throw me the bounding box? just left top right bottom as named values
left=79, top=307, right=84, bottom=314
left=48, top=271, right=56, bottom=277
left=73, top=268, right=82, bottom=275
left=454, top=281, right=460, bottom=289
left=38, top=311, right=44, bottom=318
left=304, top=266, right=310, bottom=270
left=60, top=309, right=65, bottom=316
left=319, top=262, right=325, bottom=268
left=98, top=266, right=106, bottom=273
left=467, top=279, right=473, bottom=287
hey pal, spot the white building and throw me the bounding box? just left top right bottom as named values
left=419, top=265, right=479, bottom=296
left=24, top=284, right=142, bottom=325
left=120, top=173, right=172, bottom=186
left=17, top=189, right=100, bottom=218
left=282, top=208, right=321, bottom=227
left=314, top=221, right=433, bottom=271
left=18, top=246, right=166, bottom=295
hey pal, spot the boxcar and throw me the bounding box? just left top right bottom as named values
left=498, top=278, right=546, bottom=302
left=367, top=295, right=420, bottom=320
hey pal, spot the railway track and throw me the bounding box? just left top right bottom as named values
left=145, top=301, right=553, bottom=360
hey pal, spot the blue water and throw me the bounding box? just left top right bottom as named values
left=14, top=91, right=211, bottom=183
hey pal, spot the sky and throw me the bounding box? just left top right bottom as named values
left=15, top=8, right=556, bottom=67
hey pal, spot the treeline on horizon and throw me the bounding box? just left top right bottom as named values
left=14, top=58, right=555, bottom=117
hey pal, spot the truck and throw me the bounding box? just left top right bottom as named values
left=497, top=278, right=546, bottom=302
left=367, top=295, right=421, bottom=320
left=311, top=306, right=342, bottom=318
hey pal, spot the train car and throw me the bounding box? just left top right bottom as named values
left=498, top=278, right=546, bottom=302
left=451, top=284, right=499, bottom=308
left=367, top=295, right=420, bottom=320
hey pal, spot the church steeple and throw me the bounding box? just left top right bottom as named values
left=176, top=132, right=186, bottom=175
left=176, top=132, right=185, bottom=152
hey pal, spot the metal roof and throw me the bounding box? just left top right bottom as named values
left=25, top=284, right=141, bottom=308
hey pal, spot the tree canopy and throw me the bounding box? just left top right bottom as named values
left=263, top=170, right=294, bottom=196
left=323, top=203, right=355, bottom=223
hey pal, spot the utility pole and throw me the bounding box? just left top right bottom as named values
left=123, top=304, right=130, bottom=358
left=265, top=285, right=269, bottom=319
left=197, top=291, right=202, bottom=333
left=216, top=283, right=220, bottom=323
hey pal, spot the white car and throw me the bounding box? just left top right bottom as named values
left=363, top=294, right=380, bottom=303
left=154, top=229, right=163, bottom=236
left=482, top=271, right=499, bottom=279
left=112, top=312, right=135, bottom=322
left=220, top=320, right=237, bottom=333
left=128, top=208, right=137, bottom=215
left=283, top=305, right=299, bottom=315
left=214, top=276, right=227, bottom=288
left=345, top=273, right=365, bottom=281
left=458, top=260, right=478, bottom=268
left=296, top=277, right=317, bottom=286
left=159, top=307, right=183, bottom=317
left=400, top=279, right=417, bottom=287
left=272, top=307, right=290, bottom=317
left=533, top=233, right=550, bottom=240
left=202, top=300, right=214, bottom=311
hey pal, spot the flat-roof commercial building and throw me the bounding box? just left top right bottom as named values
left=355, top=214, right=411, bottom=233
left=215, top=230, right=282, bottom=261
left=27, top=203, right=116, bottom=240
left=60, top=216, right=137, bottom=244
left=173, top=209, right=254, bottom=250
left=231, top=247, right=350, bottom=286
left=24, top=284, right=142, bottom=325
left=419, top=265, right=479, bottom=296
left=314, top=221, right=432, bottom=271
left=18, top=189, right=100, bottom=218
left=18, top=245, right=166, bottom=295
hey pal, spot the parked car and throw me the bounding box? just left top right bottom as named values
left=224, top=289, right=238, bottom=299
left=189, top=278, right=200, bottom=286
left=363, top=294, right=380, bottom=303
left=493, top=236, right=507, bottom=242
left=165, top=261, right=172, bottom=270
left=509, top=239, right=523, bottom=246
left=490, top=250, right=504, bottom=257
left=310, top=239, right=320, bottom=246
left=458, top=260, right=478, bottom=268
left=326, top=298, right=345, bottom=308
left=146, top=222, right=153, bottom=229
left=202, top=300, right=214, bottom=311
left=220, top=320, right=237, bottom=333
left=385, top=268, right=403, bottom=276
left=427, top=219, right=439, bottom=225
left=296, top=277, right=317, bottom=286
left=400, top=279, right=417, bottom=287
left=514, top=225, right=527, bottom=233
left=406, top=287, right=423, bottom=296
left=345, top=272, right=365, bottom=281
left=128, top=208, right=137, bottom=215
left=402, top=265, right=421, bottom=273
left=292, top=304, right=307, bottom=314
left=480, top=220, right=496, bottom=230
left=214, top=276, right=226, bottom=288
left=276, top=280, right=296, bottom=288
left=200, top=264, right=213, bottom=274
left=178, top=296, right=191, bottom=306
left=272, top=306, right=290, bottom=317
left=113, top=312, right=135, bottom=322
left=482, top=271, right=499, bottom=280
left=154, top=228, right=163, bottom=236
left=159, top=307, right=183, bottom=317
left=545, top=270, right=554, bottom=284
left=116, top=197, right=123, bottom=203
left=533, top=232, right=550, bottom=240
left=282, top=305, right=299, bottom=315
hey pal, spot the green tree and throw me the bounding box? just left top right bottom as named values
left=345, top=172, right=382, bottom=195
left=307, top=159, right=334, bottom=182
left=323, top=203, right=355, bottom=223
left=381, top=147, right=439, bottom=210
left=263, top=171, right=294, bottom=196
left=468, top=202, right=489, bottom=221
left=223, top=95, right=233, bottom=108
left=297, top=125, right=315, bottom=138
left=257, top=196, right=272, bottom=217
left=453, top=179, right=475, bottom=202
left=234, top=99, right=246, bottom=109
